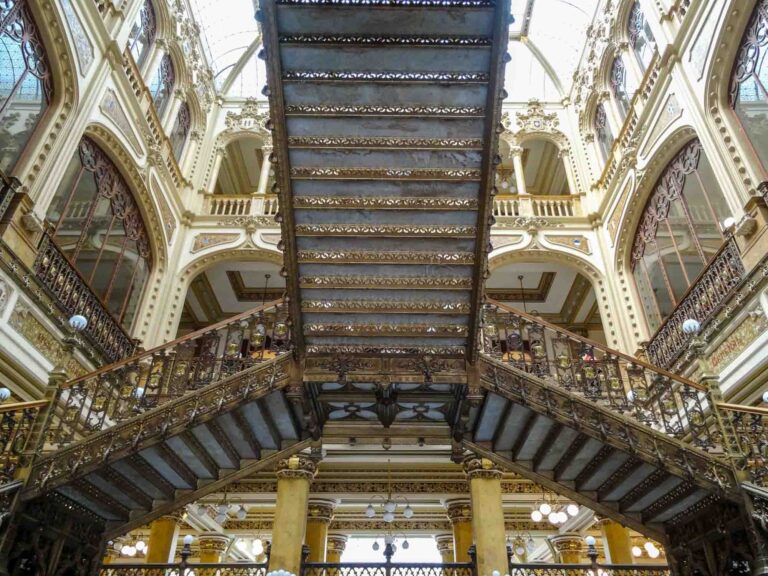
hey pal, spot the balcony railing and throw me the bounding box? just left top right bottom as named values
left=719, top=402, right=767, bottom=488
left=480, top=300, right=722, bottom=452
left=204, top=194, right=280, bottom=218
left=33, top=232, right=136, bottom=363
left=301, top=563, right=475, bottom=576
left=100, top=564, right=268, bottom=576
left=646, top=237, right=745, bottom=369
left=508, top=564, right=670, bottom=575
left=0, top=400, right=48, bottom=484
left=493, top=195, right=582, bottom=219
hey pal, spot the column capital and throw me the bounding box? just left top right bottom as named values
left=276, top=454, right=317, bottom=481
left=198, top=533, right=230, bottom=553
left=435, top=533, right=454, bottom=554
left=307, top=499, right=336, bottom=523
left=327, top=534, right=348, bottom=554
left=462, top=455, right=503, bottom=480
left=509, top=145, right=524, bottom=158
left=549, top=533, right=584, bottom=557
left=445, top=498, right=472, bottom=524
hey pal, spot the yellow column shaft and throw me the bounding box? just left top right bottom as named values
left=465, top=459, right=507, bottom=576
left=305, top=519, right=329, bottom=562
left=199, top=549, right=221, bottom=563
left=601, top=521, right=633, bottom=564
left=452, top=520, right=473, bottom=563
left=327, top=549, right=342, bottom=564
left=145, top=516, right=179, bottom=563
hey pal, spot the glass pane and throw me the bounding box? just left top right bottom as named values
left=634, top=264, right=661, bottom=332
left=73, top=195, right=113, bottom=286
left=52, top=169, right=99, bottom=260
left=682, top=154, right=728, bottom=257
left=642, top=240, right=675, bottom=320
left=149, top=54, right=174, bottom=117
left=121, top=254, right=148, bottom=328
left=45, top=154, right=81, bottom=224
left=127, top=0, right=156, bottom=68
left=655, top=224, right=686, bottom=302
left=106, top=236, right=138, bottom=319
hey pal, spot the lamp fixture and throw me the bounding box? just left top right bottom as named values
left=364, top=460, right=413, bottom=523
left=632, top=540, right=661, bottom=559
left=508, top=532, right=536, bottom=557
left=529, top=493, right=579, bottom=525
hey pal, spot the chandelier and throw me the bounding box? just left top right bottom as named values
left=365, top=460, right=413, bottom=522
left=529, top=493, right=579, bottom=525
left=508, top=532, right=536, bottom=557
left=631, top=541, right=661, bottom=559
left=371, top=531, right=410, bottom=560
left=192, top=487, right=248, bottom=525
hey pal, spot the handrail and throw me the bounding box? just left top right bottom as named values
left=508, top=563, right=670, bottom=575
left=486, top=298, right=705, bottom=391
left=718, top=402, right=768, bottom=416
left=66, top=298, right=284, bottom=386
left=0, top=400, right=49, bottom=414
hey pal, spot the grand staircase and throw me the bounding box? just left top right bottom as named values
left=1, top=0, right=767, bottom=573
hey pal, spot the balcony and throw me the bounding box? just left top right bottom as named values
left=203, top=194, right=279, bottom=218
left=493, top=194, right=582, bottom=220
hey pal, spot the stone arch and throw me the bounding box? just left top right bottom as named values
left=704, top=0, right=766, bottom=198
left=13, top=0, right=80, bottom=196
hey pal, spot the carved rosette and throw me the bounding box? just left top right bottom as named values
left=462, top=456, right=503, bottom=481
left=435, top=533, right=454, bottom=554
left=445, top=499, right=472, bottom=524
left=327, top=534, right=348, bottom=554
left=307, top=499, right=336, bottom=523
left=198, top=533, right=230, bottom=553
left=276, top=455, right=317, bottom=481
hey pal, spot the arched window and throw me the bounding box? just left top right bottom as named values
left=170, top=102, right=190, bottom=161
left=730, top=0, right=768, bottom=176
left=0, top=1, right=52, bottom=174
left=594, top=103, right=614, bottom=162
left=45, top=137, right=152, bottom=329
left=628, top=1, right=656, bottom=72
left=610, top=56, right=633, bottom=117
left=631, top=139, right=732, bottom=332
left=149, top=54, right=174, bottom=118
left=127, top=0, right=156, bottom=68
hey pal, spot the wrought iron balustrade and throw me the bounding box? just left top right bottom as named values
left=100, top=563, right=268, bottom=576
left=41, top=299, right=290, bottom=451
left=302, top=563, right=475, bottom=576
left=33, top=231, right=136, bottom=363
left=0, top=400, right=47, bottom=484
left=719, top=402, right=767, bottom=488
left=646, top=237, right=745, bottom=369
left=481, top=300, right=722, bottom=451
left=507, top=564, right=670, bottom=576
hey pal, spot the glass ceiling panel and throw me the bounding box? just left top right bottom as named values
left=505, top=41, right=561, bottom=102
left=189, top=0, right=259, bottom=87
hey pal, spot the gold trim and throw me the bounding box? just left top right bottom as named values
left=306, top=345, right=466, bottom=356
left=304, top=323, right=468, bottom=337
left=295, top=224, right=476, bottom=238
left=301, top=300, right=471, bottom=314
left=298, top=251, right=475, bottom=265
left=293, top=196, right=478, bottom=210
left=287, top=136, right=483, bottom=149
left=290, top=168, right=482, bottom=181
left=299, top=276, right=473, bottom=290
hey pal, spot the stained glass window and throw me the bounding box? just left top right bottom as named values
left=594, top=104, right=614, bottom=162
left=170, top=102, right=191, bottom=161
left=631, top=140, right=731, bottom=332
left=610, top=56, right=633, bottom=117
left=730, top=0, right=768, bottom=176
left=0, top=1, right=52, bottom=174
left=45, top=137, right=152, bottom=329
left=628, top=1, right=656, bottom=72
left=127, top=0, right=156, bottom=68
left=149, top=54, right=175, bottom=118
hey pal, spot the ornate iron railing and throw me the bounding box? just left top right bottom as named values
left=719, top=403, right=767, bottom=488
left=646, top=237, right=745, bottom=369
left=481, top=300, right=722, bottom=451
left=507, top=565, right=670, bottom=575
left=100, top=563, right=268, bottom=576
left=302, top=564, right=475, bottom=576
left=40, top=299, right=290, bottom=451
left=33, top=231, right=136, bottom=363
left=0, top=400, right=47, bottom=484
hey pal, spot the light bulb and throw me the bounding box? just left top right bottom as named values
left=515, top=545, right=525, bottom=556
left=120, top=545, right=130, bottom=555
left=372, top=541, right=380, bottom=551
left=237, top=540, right=249, bottom=551
left=385, top=535, right=394, bottom=545
left=632, top=546, right=642, bottom=557
left=383, top=511, right=395, bottom=523
left=567, top=504, right=579, bottom=516
left=585, top=536, right=596, bottom=546
left=527, top=537, right=535, bottom=552
left=126, top=546, right=136, bottom=557
left=254, top=540, right=264, bottom=556
left=366, top=504, right=376, bottom=518
left=558, top=511, right=568, bottom=523
left=215, top=513, right=228, bottom=524
left=530, top=510, right=543, bottom=522
left=69, top=314, right=88, bottom=332
left=0, top=388, right=11, bottom=402
left=113, top=541, right=122, bottom=552
left=237, top=505, right=247, bottom=520
left=218, top=503, right=229, bottom=515
left=648, top=547, right=660, bottom=559
left=403, top=505, right=414, bottom=518
left=196, top=503, right=207, bottom=515
left=548, top=512, right=559, bottom=524
left=539, top=503, right=552, bottom=515
left=402, top=540, right=409, bottom=550
left=184, top=535, right=194, bottom=546
left=384, top=500, right=396, bottom=513
left=135, top=541, right=146, bottom=552
left=133, top=387, right=145, bottom=399
left=644, top=542, right=654, bottom=552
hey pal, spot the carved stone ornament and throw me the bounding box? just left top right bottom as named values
left=198, top=533, right=229, bottom=553
left=445, top=499, right=472, bottom=523
left=225, top=97, right=271, bottom=139
left=515, top=99, right=560, bottom=133
left=463, top=455, right=503, bottom=480
left=327, top=534, right=348, bottom=553
left=275, top=455, right=317, bottom=481
left=435, top=534, right=454, bottom=553
left=307, top=499, right=336, bottom=523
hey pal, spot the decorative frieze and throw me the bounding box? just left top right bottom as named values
left=290, top=168, right=482, bottom=180
left=297, top=250, right=475, bottom=265
left=191, top=233, right=240, bottom=254
left=293, top=196, right=478, bottom=210
left=282, top=71, right=489, bottom=83
left=285, top=105, right=484, bottom=117
left=299, top=276, right=473, bottom=290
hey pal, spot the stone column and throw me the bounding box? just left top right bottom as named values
left=550, top=534, right=584, bottom=564
left=145, top=515, right=180, bottom=563
left=268, top=455, right=317, bottom=574
left=446, top=499, right=473, bottom=562
left=600, top=520, right=633, bottom=564
left=435, top=534, right=455, bottom=564
left=510, top=146, right=527, bottom=195
left=326, top=534, right=347, bottom=563
left=463, top=456, right=507, bottom=576
left=198, top=533, right=229, bottom=563
left=305, top=499, right=336, bottom=562
left=256, top=146, right=273, bottom=196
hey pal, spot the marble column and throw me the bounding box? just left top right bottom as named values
left=326, top=534, right=347, bottom=563
left=305, top=499, right=336, bottom=562
left=550, top=534, right=584, bottom=564
left=268, top=455, right=317, bottom=574
left=463, top=456, right=507, bottom=576
left=600, top=520, right=633, bottom=564
left=446, top=499, right=473, bottom=563
left=510, top=146, right=527, bottom=195
left=198, top=533, right=230, bottom=563
left=145, top=515, right=180, bottom=563
left=435, top=534, right=455, bottom=564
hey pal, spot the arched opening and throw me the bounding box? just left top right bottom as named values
left=487, top=261, right=606, bottom=342
left=149, top=53, right=175, bottom=118
left=627, top=0, right=656, bottom=73
left=214, top=136, right=269, bottom=195
left=126, top=0, right=157, bottom=69
left=0, top=0, right=53, bottom=174
left=177, top=259, right=284, bottom=336
left=496, top=139, right=570, bottom=196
